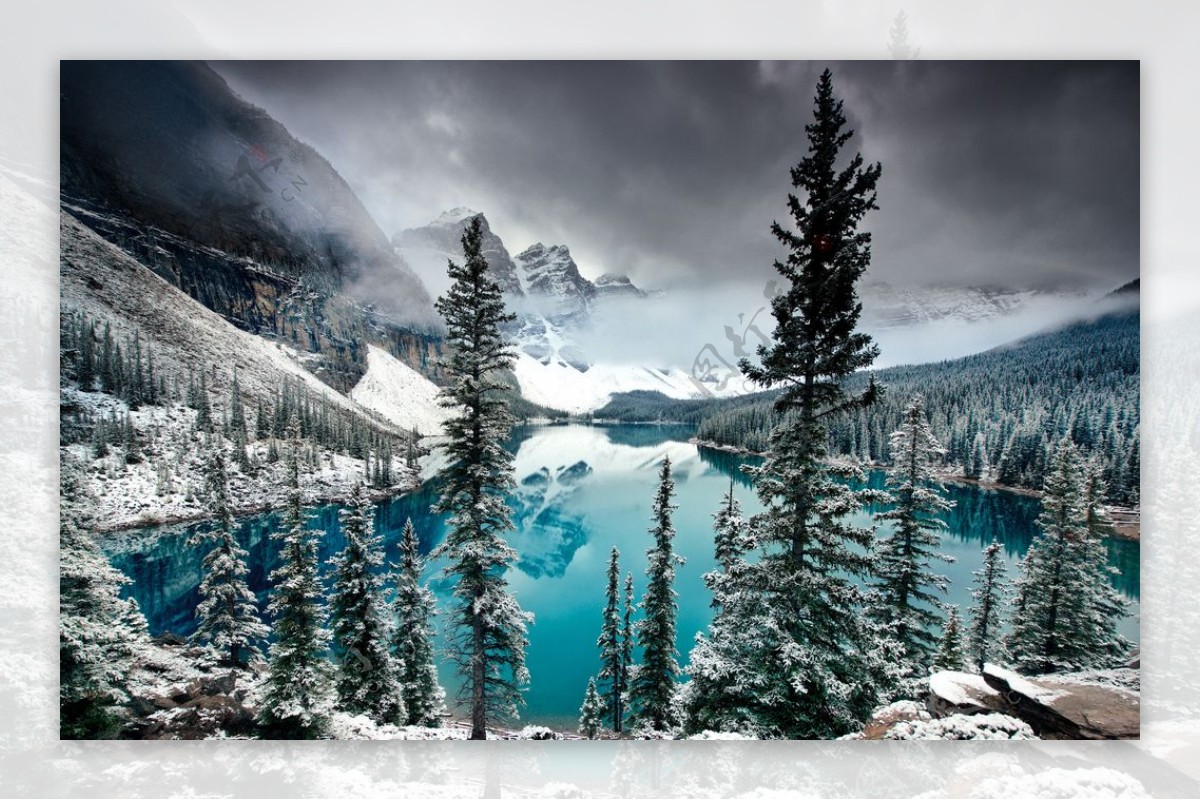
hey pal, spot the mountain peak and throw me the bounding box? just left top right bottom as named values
left=594, top=272, right=645, bottom=299
left=432, top=207, right=482, bottom=226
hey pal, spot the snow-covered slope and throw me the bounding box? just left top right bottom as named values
left=350, top=345, right=453, bottom=436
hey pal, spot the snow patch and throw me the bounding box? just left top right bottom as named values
left=350, top=345, right=452, bottom=436
left=929, top=671, right=999, bottom=707
left=885, top=713, right=1036, bottom=741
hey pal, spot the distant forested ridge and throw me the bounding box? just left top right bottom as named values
left=601, top=308, right=1139, bottom=505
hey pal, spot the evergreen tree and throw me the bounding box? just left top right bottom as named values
left=966, top=538, right=1009, bottom=672
left=597, top=547, right=626, bottom=732
left=578, top=677, right=605, bottom=740
left=932, top=606, right=966, bottom=671
left=1080, top=460, right=1131, bottom=661
left=967, top=432, right=988, bottom=480
left=258, top=423, right=334, bottom=737
left=432, top=216, right=531, bottom=739
left=60, top=476, right=146, bottom=739
left=629, top=456, right=683, bottom=732
left=870, top=396, right=954, bottom=670
left=391, top=518, right=446, bottom=726
left=732, top=68, right=894, bottom=738
left=711, top=480, right=750, bottom=577
left=329, top=482, right=404, bottom=724
left=190, top=445, right=268, bottom=668
left=621, top=572, right=634, bottom=715
left=683, top=484, right=761, bottom=735
left=1007, top=439, right=1128, bottom=674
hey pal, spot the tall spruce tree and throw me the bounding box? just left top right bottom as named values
left=392, top=518, right=446, bottom=726
left=1007, top=438, right=1128, bottom=674
left=966, top=538, right=1009, bottom=672
left=733, top=67, right=894, bottom=737
left=60, top=473, right=147, bottom=739
left=190, top=445, right=268, bottom=668
left=258, top=422, right=334, bottom=737
left=870, top=395, right=954, bottom=670
left=1080, top=460, right=1131, bottom=661
left=329, top=482, right=404, bottom=724
left=629, top=457, right=683, bottom=732
left=597, top=547, right=626, bottom=732
left=621, top=572, right=634, bottom=714
left=432, top=216, right=532, bottom=739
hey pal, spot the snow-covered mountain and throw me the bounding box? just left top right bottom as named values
left=514, top=242, right=598, bottom=325
left=394, top=210, right=708, bottom=413
left=594, top=272, right=647, bottom=300
left=861, top=281, right=1092, bottom=328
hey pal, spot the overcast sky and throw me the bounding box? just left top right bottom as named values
left=212, top=60, right=1138, bottom=295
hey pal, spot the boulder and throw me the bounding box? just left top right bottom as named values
left=927, top=670, right=1008, bottom=717
left=981, top=664, right=1139, bottom=740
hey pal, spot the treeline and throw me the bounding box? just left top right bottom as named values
left=695, top=310, right=1140, bottom=504
left=61, top=309, right=418, bottom=489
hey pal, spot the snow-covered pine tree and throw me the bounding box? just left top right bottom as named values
left=621, top=572, right=634, bottom=716
left=871, top=395, right=954, bottom=670
left=1079, top=459, right=1131, bottom=662
left=932, top=606, right=966, bottom=671
left=733, top=67, right=894, bottom=738
left=258, top=422, right=334, bottom=738
left=712, top=479, right=750, bottom=578
left=578, top=677, right=605, bottom=740
left=1006, top=438, right=1127, bottom=674
left=190, top=444, right=268, bottom=668
left=60, top=473, right=147, bottom=739
left=629, top=456, right=684, bottom=732
left=329, top=481, right=404, bottom=724
left=432, top=216, right=532, bottom=740
left=682, top=483, right=761, bottom=735
left=966, top=538, right=1009, bottom=672
left=597, top=547, right=626, bottom=732
left=967, top=432, right=988, bottom=480
left=391, top=517, right=446, bottom=726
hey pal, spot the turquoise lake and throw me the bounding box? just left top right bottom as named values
left=105, top=423, right=1140, bottom=730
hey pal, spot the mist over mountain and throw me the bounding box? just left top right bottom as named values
left=60, top=60, right=438, bottom=391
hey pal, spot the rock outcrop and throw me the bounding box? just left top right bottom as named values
left=981, top=664, right=1140, bottom=740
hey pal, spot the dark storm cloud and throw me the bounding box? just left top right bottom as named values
left=212, top=60, right=1138, bottom=292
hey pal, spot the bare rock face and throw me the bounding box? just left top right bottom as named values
left=981, top=665, right=1140, bottom=740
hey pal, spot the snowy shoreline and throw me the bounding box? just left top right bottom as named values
left=689, top=437, right=1140, bottom=541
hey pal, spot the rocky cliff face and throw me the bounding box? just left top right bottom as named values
left=514, top=243, right=598, bottom=325
left=60, top=60, right=439, bottom=392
